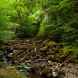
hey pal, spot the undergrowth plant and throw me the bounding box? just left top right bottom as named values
left=0, top=0, right=78, bottom=55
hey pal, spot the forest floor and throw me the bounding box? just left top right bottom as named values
left=1, top=39, right=78, bottom=78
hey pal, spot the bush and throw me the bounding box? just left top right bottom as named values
left=0, top=31, right=15, bottom=42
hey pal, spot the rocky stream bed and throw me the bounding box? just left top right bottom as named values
left=0, top=39, right=78, bottom=78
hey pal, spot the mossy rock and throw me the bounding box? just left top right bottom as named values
left=0, top=66, right=27, bottom=78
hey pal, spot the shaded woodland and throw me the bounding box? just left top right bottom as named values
left=0, top=0, right=78, bottom=78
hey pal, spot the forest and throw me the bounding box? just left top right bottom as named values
left=0, top=0, right=78, bottom=78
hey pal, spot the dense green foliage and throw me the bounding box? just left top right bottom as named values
left=0, top=0, right=77, bottom=45
left=0, top=1, right=78, bottom=77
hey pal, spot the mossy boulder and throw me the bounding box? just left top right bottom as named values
left=0, top=66, right=27, bottom=78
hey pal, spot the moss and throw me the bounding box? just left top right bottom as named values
left=0, top=66, right=27, bottom=78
